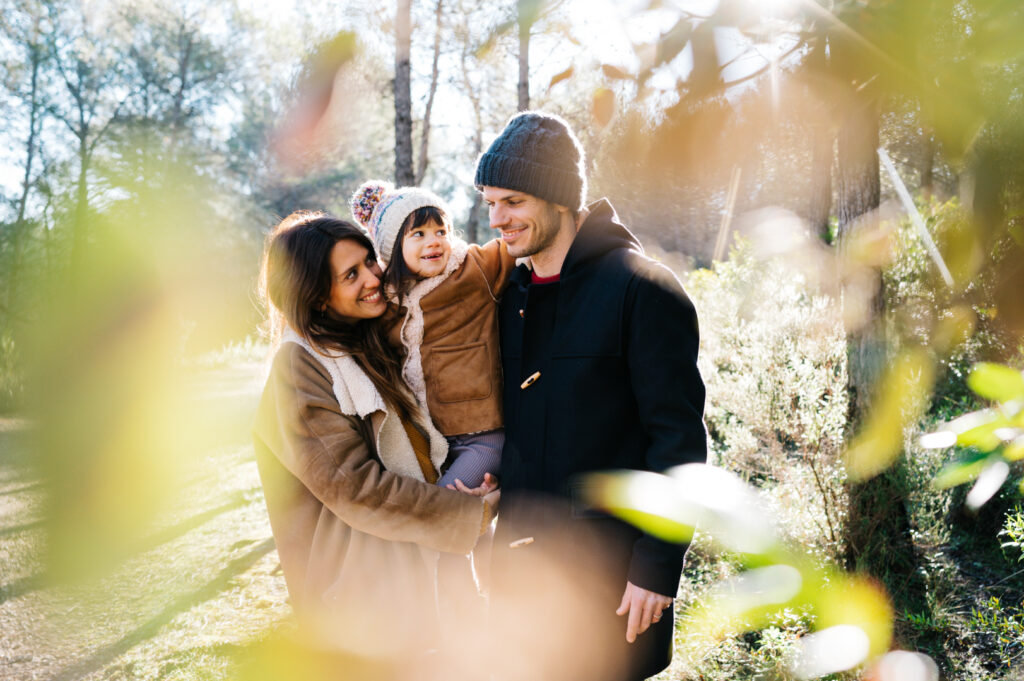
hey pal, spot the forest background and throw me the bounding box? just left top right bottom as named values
left=1, top=0, right=1024, bottom=680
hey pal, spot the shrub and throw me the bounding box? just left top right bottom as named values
left=679, top=240, right=849, bottom=554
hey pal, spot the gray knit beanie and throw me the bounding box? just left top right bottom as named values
left=474, top=111, right=586, bottom=211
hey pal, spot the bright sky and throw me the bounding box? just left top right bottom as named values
left=0, top=0, right=801, bottom=211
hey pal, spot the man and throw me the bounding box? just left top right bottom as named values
left=474, top=110, right=707, bottom=681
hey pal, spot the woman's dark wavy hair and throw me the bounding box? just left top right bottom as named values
left=383, top=205, right=449, bottom=308
left=260, top=211, right=417, bottom=419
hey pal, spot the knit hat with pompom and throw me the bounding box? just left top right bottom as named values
left=349, top=180, right=449, bottom=267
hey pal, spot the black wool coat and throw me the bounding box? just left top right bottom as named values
left=492, top=198, right=708, bottom=681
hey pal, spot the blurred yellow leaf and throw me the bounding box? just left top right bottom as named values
left=548, top=65, right=574, bottom=89
left=592, top=87, right=616, bottom=127
left=846, top=349, right=935, bottom=481
left=601, top=63, right=631, bottom=79
left=968, top=362, right=1024, bottom=404
left=813, top=574, right=893, bottom=659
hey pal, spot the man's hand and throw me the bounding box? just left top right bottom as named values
left=616, top=581, right=673, bottom=643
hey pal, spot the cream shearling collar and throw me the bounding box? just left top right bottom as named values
left=281, top=328, right=448, bottom=481
left=392, top=237, right=471, bottom=418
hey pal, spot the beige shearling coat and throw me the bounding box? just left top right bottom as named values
left=387, top=238, right=516, bottom=436
left=252, top=339, right=489, bottom=658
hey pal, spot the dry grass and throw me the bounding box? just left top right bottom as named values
left=0, top=362, right=291, bottom=681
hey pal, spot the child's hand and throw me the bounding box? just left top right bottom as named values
left=447, top=472, right=499, bottom=497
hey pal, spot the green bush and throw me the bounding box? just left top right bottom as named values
left=681, top=240, right=849, bottom=554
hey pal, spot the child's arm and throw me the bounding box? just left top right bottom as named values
left=472, top=238, right=517, bottom=297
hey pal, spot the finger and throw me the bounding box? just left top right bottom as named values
left=446, top=484, right=456, bottom=490
left=616, top=585, right=631, bottom=616
left=453, top=478, right=471, bottom=493
left=626, top=595, right=642, bottom=643
left=639, top=597, right=658, bottom=635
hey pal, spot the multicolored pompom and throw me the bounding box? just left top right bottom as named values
left=350, top=180, right=392, bottom=235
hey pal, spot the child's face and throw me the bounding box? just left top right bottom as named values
left=402, top=217, right=452, bottom=278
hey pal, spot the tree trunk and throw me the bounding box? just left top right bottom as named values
left=919, top=130, right=934, bottom=200
left=517, top=7, right=530, bottom=111
left=71, top=141, right=90, bottom=269
left=415, top=0, right=444, bottom=186
left=836, top=89, right=925, bottom=622
left=805, top=40, right=833, bottom=243
left=836, top=93, right=882, bottom=422
left=808, top=129, right=834, bottom=242
left=9, top=41, right=44, bottom=315
left=394, top=0, right=415, bottom=186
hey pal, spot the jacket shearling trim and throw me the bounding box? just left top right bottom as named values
left=281, top=328, right=448, bottom=481
left=393, top=237, right=471, bottom=422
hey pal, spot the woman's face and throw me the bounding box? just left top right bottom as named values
left=324, top=240, right=386, bottom=323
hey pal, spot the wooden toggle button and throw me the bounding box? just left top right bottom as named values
left=520, top=371, right=541, bottom=389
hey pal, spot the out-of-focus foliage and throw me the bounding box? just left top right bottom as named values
left=923, top=362, right=1024, bottom=509
left=20, top=158, right=258, bottom=583
left=0, top=332, right=23, bottom=411
left=584, top=464, right=894, bottom=678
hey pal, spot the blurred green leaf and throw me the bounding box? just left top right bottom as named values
left=956, top=415, right=1006, bottom=451
left=933, top=450, right=991, bottom=489
left=968, top=362, right=1024, bottom=403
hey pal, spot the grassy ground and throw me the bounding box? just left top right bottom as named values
left=7, top=355, right=1023, bottom=680
left=0, top=361, right=291, bottom=681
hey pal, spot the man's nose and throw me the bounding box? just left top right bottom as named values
left=490, top=204, right=507, bottom=229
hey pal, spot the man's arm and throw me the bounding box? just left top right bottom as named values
left=617, top=259, right=708, bottom=640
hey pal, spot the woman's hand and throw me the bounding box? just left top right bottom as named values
left=482, top=487, right=500, bottom=512
left=447, top=472, right=499, bottom=497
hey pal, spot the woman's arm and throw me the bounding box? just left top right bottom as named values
left=255, top=343, right=489, bottom=554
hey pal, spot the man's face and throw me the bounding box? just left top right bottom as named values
left=482, top=187, right=566, bottom=259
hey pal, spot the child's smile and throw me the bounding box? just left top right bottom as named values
left=403, top=218, right=452, bottom=278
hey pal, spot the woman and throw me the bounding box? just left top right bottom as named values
left=252, top=211, right=497, bottom=667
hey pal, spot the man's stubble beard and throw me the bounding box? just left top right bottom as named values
left=515, top=202, right=564, bottom=260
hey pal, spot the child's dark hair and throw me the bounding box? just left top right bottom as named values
left=383, top=205, right=449, bottom=308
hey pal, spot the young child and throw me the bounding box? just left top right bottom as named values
left=351, top=181, right=515, bottom=489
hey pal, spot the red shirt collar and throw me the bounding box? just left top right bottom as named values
left=530, top=271, right=561, bottom=284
